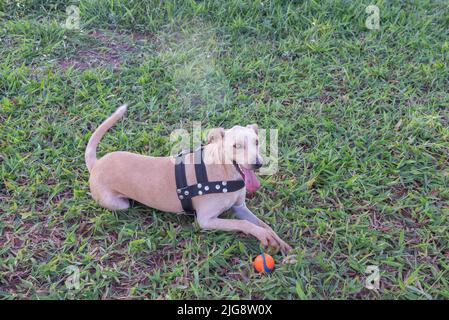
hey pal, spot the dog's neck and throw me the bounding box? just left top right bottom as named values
left=203, top=143, right=241, bottom=180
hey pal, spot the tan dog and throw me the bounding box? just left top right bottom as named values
left=85, top=105, right=292, bottom=253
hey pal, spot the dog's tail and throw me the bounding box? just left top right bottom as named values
left=85, top=104, right=128, bottom=173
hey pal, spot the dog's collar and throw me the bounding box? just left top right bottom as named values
left=174, top=147, right=245, bottom=216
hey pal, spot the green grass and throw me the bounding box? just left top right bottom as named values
left=1, top=0, right=449, bottom=299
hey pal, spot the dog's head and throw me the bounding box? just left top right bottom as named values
left=207, top=124, right=262, bottom=168
left=207, top=124, right=262, bottom=192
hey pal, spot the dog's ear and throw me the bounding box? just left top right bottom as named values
left=207, top=127, right=225, bottom=144
left=247, top=124, right=258, bottom=135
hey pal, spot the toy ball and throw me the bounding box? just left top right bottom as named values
left=253, top=253, right=275, bottom=273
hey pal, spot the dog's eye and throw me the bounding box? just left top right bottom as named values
left=234, top=143, right=242, bottom=149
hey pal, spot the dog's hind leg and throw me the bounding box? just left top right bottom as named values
left=93, top=188, right=130, bottom=210
left=101, top=195, right=130, bottom=210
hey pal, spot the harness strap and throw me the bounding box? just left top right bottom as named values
left=177, top=179, right=245, bottom=203
left=194, top=147, right=208, bottom=183
left=175, top=147, right=245, bottom=216
left=175, top=153, right=195, bottom=214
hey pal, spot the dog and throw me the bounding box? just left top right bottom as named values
left=85, top=105, right=292, bottom=253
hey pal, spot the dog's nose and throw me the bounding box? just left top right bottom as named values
left=253, top=158, right=263, bottom=169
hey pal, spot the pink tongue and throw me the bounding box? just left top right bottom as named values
left=242, top=167, right=261, bottom=193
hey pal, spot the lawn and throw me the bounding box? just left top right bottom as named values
left=1, top=0, right=448, bottom=299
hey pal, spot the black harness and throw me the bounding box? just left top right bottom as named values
left=175, top=147, right=245, bottom=216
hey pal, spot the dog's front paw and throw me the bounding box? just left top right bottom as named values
left=259, top=225, right=292, bottom=253
left=254, top=227, right=286, bottom=252
left=278, top=239, right=292, bottom=253
left=253, top=227, right=276, bottom=249
left=268, top=230, right=292, bottom=253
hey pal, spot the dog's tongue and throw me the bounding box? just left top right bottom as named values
left=242, top=167, right=261, bottom=193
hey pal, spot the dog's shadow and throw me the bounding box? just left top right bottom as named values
left=124, top=199, right=197, bottom=226
left=124, top=200, right=263, bottom=255
left=126, top=199, right=234, bottom=224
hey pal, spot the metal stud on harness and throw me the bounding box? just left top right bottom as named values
left=174, top=147, right=245, bottom=216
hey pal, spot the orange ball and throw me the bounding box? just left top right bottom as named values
left=253, top=253, right=275, bottom=273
